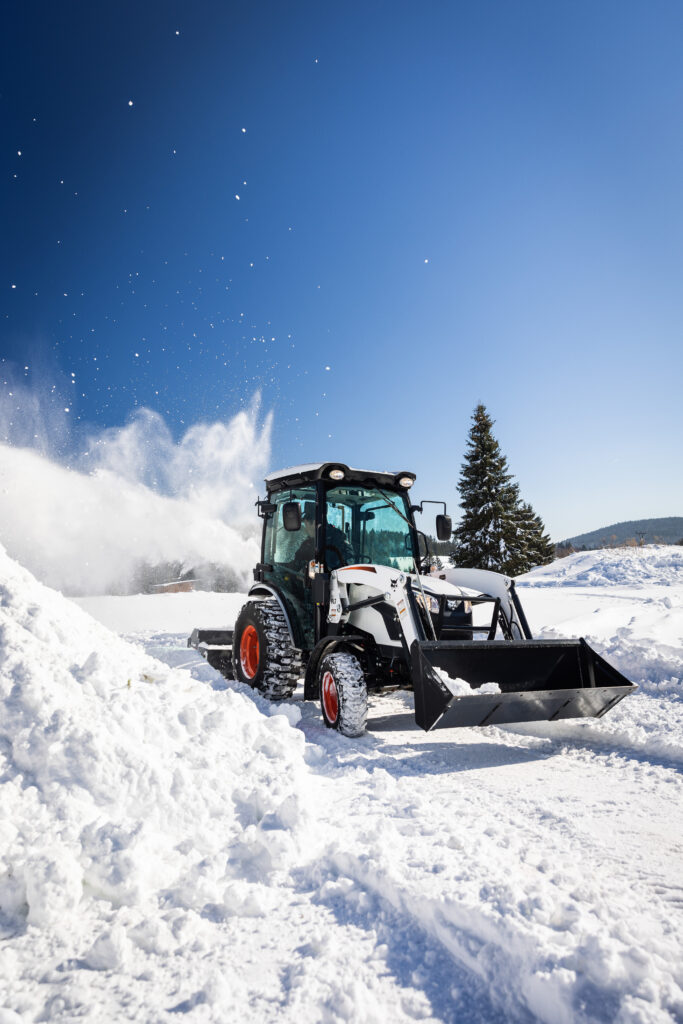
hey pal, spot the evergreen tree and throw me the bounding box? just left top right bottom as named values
left=507, top=502, right=555, bottom=575
left=453, top=404, right=554, bottom=575
left=525, top=504, right=555, bottom=567
left=452, top=405, right=520, bottom=572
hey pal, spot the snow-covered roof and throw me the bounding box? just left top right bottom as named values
left=264, top=463, right=327, bottom=482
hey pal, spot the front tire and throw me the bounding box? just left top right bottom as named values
left=318, top=650, right=368, bottom=737
left=232, top=600, right=302, bottom=700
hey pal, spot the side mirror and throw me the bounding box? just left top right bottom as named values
left=282, top=502, right=302, bottom=531
left=436, top=514, right=452, bottom=541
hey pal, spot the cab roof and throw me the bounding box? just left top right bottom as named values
left=264, top=462, right=416, bottom=494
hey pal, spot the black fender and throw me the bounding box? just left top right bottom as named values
left=247, top=583, right=300, bottom=649
left=303, top=634, right=368, bottom=700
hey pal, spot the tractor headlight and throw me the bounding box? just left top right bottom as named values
left=328, top=468, right=345, bottom=480
left=416, top=593, right=440, bottom=615
left=398, top=476, right=414, bottom=488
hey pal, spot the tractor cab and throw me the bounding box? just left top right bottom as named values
left=255, top=463, right=423, bottom=648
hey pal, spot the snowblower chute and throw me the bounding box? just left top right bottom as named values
left=188, top=462, right=636, bottom=737
left=411, top=638, right=635, bottom=731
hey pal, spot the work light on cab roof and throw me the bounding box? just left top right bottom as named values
left=189, top=460, right=635, bottom=738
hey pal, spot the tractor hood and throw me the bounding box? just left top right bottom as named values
left=411, top=573, right=481, bottom=601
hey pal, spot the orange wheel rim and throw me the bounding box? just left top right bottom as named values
left=321, top=671, right=339, bottom=723
left=240, top=625, right=260, bottom=679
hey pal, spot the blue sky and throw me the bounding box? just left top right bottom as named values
left=2, top=0, right=682, bottom=540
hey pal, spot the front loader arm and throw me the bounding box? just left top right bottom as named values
left=442, top=567, right=528, bottom=639
left=330, top=565, right=425, bottom=649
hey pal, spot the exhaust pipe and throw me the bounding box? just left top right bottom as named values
left=411, top=639, right=636, bottom=731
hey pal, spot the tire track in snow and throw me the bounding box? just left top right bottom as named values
left=296, top=692, right=683, bottom=1024
left=136, top=634, right=683, bottom=1023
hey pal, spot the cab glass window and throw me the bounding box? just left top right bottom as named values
left=326, top=486, right=415, bottom=571
left=264, top=487, right=316, bottom=567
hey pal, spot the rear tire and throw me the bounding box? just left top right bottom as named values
left=318, top=651, right=367, bottom=737
left=232, top=600, right=302, bottom=700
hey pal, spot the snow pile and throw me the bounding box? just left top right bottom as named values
left=434, top=668, right=501, bottom=696
left=519, top=545, right=683, bottom=588
left=0, top=544, right=308, bottom=1019
left=518, top=547, right=683, bottom=699
left=513, top=547, right=683, bottom=766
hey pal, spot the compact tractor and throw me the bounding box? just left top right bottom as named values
left=189, top=462, right=635, bottom=736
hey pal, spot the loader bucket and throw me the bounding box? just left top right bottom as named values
left=411, top=639, right=636, bottom=731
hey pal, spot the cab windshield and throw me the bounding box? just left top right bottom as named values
left=325, top=485, right=416, bottom=572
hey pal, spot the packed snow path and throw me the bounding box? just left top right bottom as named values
left=0, top=548, right=681, bottom=1022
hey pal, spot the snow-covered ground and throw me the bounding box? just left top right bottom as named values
left=1, top=545, right=682, bottom=1022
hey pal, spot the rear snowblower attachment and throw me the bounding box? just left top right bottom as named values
left=411, top=638, right=636, bottom=731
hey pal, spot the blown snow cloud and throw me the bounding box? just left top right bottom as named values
left=0, top=399, right=272, bottom=595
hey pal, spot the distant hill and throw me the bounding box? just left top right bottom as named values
left=559, top=517, right=683, bottom=549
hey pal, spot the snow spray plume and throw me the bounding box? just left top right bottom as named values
left=0, top=398, right=272, bottom=595
left=79, top=400, right=270, bottom=532
left=0, top=366, right=71, bottom=455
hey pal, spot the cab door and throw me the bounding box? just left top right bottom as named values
left=262, top=487, right=316, bottom=648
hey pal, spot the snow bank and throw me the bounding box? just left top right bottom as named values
left=0, top=543, right=308, bottom=1019
left=518, top=548, right=682, bottom=697
left=519, top=545, right=683, bottom=588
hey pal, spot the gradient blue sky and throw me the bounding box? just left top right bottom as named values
left=2, top=0, right=682, bottom=540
